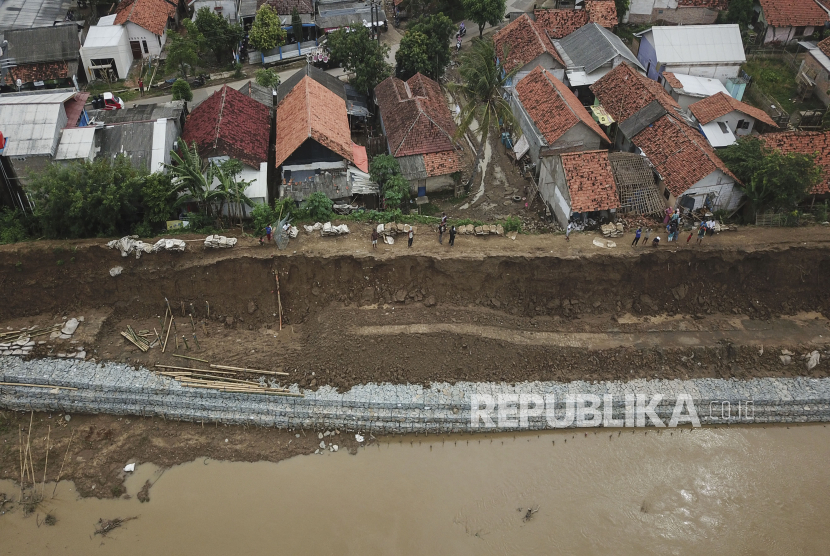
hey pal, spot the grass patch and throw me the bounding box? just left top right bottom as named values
left=743, top=59, right=826, bottom=114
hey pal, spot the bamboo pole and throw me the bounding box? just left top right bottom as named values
left=181, top=335, right=190, bottom=350
left=186, top=374, right=263, bottom=386
left=275, top=273, right=283, bottom=331
left=18, top=426, right=23, bottom=501
left=41, top=425, right=50, bottom=498
left=23, top=411, right=33, bottom=487
left=172, top=354, right=209, bottom=364
left=53, top=428, right=75, bottom=498
left=190, top=314, right=195, bottom=332
left=162, top=317, right=173, bottom=353
left=0, top=382, right=78, bottom=390
left=121, top=331, right=148, bottom=352
left=209, top=364, right=288, bottom=376
left=180, top=383, right=303, bottom=397
left=192, top=333, right=201, bottom=351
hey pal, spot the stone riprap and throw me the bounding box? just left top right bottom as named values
left=1, top=357, right=830, bottom=432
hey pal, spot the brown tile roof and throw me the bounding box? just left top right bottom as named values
left=493, top=14, right=564, bottom=73
left=3, top=61, right=71, bottom=86
left=689, top=92, right=779, bottom=128
left=274, top=75, right=353, bottom=168
left=63, top=93, right=90, bottom=128
left=515, top=66, right=609, bottom=145
left=258, top=0, right=314, bottom=14
left=677, top=0, right=728, bottom=8
left=560, top=150, right=619, bottom=212
left=633, top=114, right=737, bottom=197
left=423, top=150, right=463, bottom=177
left=761, top=131, right=830, bottom=194
left=375, top=73, right=458, bottom=158
left=534, top=9, right=589, bottom=38
left=758, top=0, right=829, bottom=27
left=182, top=85, right=271, bottom=169
left=661, top=71, right=683, bottom=89
left=114, top=0, right=176, bottom=36
left=819, top=36, right=830, bottom=58
left=584, top=1, right=618, bottom=28
left=590, top=62, right=681, bottom=124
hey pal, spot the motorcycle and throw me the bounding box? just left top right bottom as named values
left=458, top=24, right=466, bottom=38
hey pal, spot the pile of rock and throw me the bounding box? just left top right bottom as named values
left=107, top=236, right=186, bottom=258
left=456, top=224, right=504, bottom=236
left=600, top=223, right=625, bottom=237
left=321, top=222, right=350, bottom=236
left=377, top=222, right=416, bottom=237
left=0, top=336, right=35, bottom=357
left=204, top=235, right=238, bottom=248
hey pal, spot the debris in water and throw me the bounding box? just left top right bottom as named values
left=123, top=463, right=135, bottom=473
left=94, top=516, right=137, bottom=536
left=355, top=434, right=364, bottom=443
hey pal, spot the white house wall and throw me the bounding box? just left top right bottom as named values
left=125, top=22, right=166, bottom=58
left=538, top=156, right=572, bottom=227
left=514, top=54, right=565, bottom=85
left=684, top=170, right=741, bottom=211
left=662, top=63, right=740, bottom=84
left=191, top=0, right=238, bottom=21
left=80, top=34, right=133, bottom=80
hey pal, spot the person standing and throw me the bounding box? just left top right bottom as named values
left=371, top=229, right=378, bottom=249
left=642, top=227, right=650, bottom=246
left=697, top=224, right=706, bottom=244
left=441, top=212, right=448, bottom=226
left=138, top=78, right=144, bottom=96
left=566, top=222, right=574, bottom=241
left=449, top=225, right=456, bottom=247
left=632, top=227, right=641, bottom=247
left=438, top=222, right=445, bottom=244
left=265, top=225, right=272, bottom=243
left=408, top=228, right=414, bottom=248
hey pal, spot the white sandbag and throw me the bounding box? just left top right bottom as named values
left=204, top=235, right=237, bottom=248
left=289, top=226, right=299, bottom=238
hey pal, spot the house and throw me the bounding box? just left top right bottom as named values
left=87, top=101, right=188, bottom=134
left=113, top=0, right=179, bottom=58
left=511, top=66, right=609, bottom=165
left=798, top=38, right=830, bottom=107
left=493, top=13, right=565, bottom=84
left=591, top=63, right=741, bottom=211
left=236, top=80, right=274, bottom=113
left=261, top=0, right=316, bottom=31
left=625, top=0, right=727, bottom=25
left=276, top=72, right=374, bottom=202
left=551, top=22, right=644, bottom=99
left=636, top=24, right=746, bottom=84
left=374, top=73, right=462, bottom=195
left=188, top=0, right=239, bottom=22
left=80, top=21, right=134, bottom=82
left=688, top=92, right=778, bottom=147
left=755, top=0, right=830, bottom=44
left=660, top=72, right=731, bottom=109
left=317, top=0, right=385, bottom=34
left=96, top=120, right=181, bottom=172
left=0, top=89, right=90, bottom=210
left=0, top=25, right=81, bottom=91
left=0, top=0, right=77, bottom=31
left=538, top=150, right=619, bottom=227
left=182, top=85, right=272, bottom=211
left=533, top=1, right=618, bottom=40
left=761, top=131, right=830, bottom=196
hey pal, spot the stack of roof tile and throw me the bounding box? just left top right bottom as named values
left=560, top=150, right=619, bottom=212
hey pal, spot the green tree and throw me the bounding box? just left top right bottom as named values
left=140, top=172, right=177, bottom=227
left=397, top=13, right=456, bottom=79
left=255, top=67, right=281, bottom=89
left=326, top=26, right=392, bottom=95
left=194, top=6, right=244, bottom=63
left=164, top=142, right=218, bottom=216
left=383, top=174, right=411, bottom=210
left=461, top=0, right=505, bottom=38
left=614, top=0, right=630, bottom=24
left=720, top=137, right=823, bottom=212
left=166, top=20, right=203, bottom=78
left=212, top=159, right=254, bottom=225
left=249, top=4, right=287, bottom=52
left=726, top=0, right=753, bottom=27
left=369, top=154, right=402, bottom=187
left=449, top=38, right=520, bottom=144
left=291, top=7, right=303, bottom=42
left=171, top=79, right=193, bottom=101
left=305, top=191, right=334, bottom=221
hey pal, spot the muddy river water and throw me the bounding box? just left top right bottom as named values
left=2, top=425, right=829, bottom=555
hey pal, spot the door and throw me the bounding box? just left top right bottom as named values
left=130, top=41, right=142, bottom=60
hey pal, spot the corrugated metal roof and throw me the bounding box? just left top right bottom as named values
left=618, top=100, right=667, bottom=138
left=2, top=25, right=80, bottom=64
left=644, top=25, right=746, bottom=65
left=557, top=23, right=642, bottom=74
left=97, top=121, right=155, bottom=170
left=671, top=73, right=730, bottom=97
left=699, top=120, right=736, bottom=147
left=0, top=90, right=76, bottom=105
left=55, top=126, right=96, bottom=160
left=0, top=102, right=65, bottom=156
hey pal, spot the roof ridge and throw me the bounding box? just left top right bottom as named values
left=213, top=86, right=227, bottom=151
left=305, top=76, right=312, bottom=139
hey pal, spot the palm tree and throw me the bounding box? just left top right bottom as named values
left=448, top=38, right=520, bottom=146
left=213, top=162, right=253, bottom=225
left=164, top=142, right=217, bottom=216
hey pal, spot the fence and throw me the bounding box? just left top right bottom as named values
left=743, top=83, right=790, bottom=127
left=755, top=211, right=799, bottom=226
left=261, top=40, right=320, bottom=64
left=745, top=44, right=803, bottom=71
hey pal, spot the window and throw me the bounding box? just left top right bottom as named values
left=142, top=40, right=148, bottom=53
left=742, top=120, right=751, bottom=129
left=664, top=187, right=671, bottom=200
left=737, top=119, right=745, bottom=130
left=795, top=26, right=806, bottom=36
left=717, top=121, right=729, bottom=134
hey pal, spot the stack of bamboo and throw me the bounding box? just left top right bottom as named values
left=0, top=323, right=62, bottom=342
left=154, top=358, right=302, bottom=397
left=120, top=326, right=155, bottom=352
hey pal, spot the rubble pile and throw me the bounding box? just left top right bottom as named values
left=204, top=235, right=238, bottom=248
left=456, top=224, right=505, bottom=236
left=303, top=222, right=350, bottom=236
left=107, top=236, right=187, bottom=259
left=600, top=223, right=625, bottom=237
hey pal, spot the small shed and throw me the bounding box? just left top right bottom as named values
left=80, top=23, right=133, bottom=81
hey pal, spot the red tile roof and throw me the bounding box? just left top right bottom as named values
left=515, top=66, right=609, bottom=145
left=661, top=71, right=683, bottom=89
left=3, top=61, right=71, bottom=86
left=689, top=92, right=778, bottom=128
left=819, top=36, right=830, bottom=57
left=534, top=9, right=589, bottom=39
left=114, top=0, right=176, bottom=36
left=584, top=1, right=618, bottom=28
left=274, top=75, right=353, bottom=168
left=258, top=0, right=314, bottom=14
left=634, top=114, right=737, bottom=197
left=677, top=0, right=728, bottom=8
left=761, top=131, right=830, bottom=194
left=63, top=93, right=90, bottom=128
left=493, top=13, right=564, bottom=73
left=182, top=85, right=271, bottom=169
left=423, top=150, right=463, bottom=177
left=590, top=62, right=681, bottom=124
left=758, top=0, right=829, bottom=27
left=560, top=150, right=618, bottom=212
left=375, top=73, right=457, bottom=158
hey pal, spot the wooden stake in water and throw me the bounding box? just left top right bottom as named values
left=53, top=428, right=75, bottom=498
left=41, top=425, right=50, bottom=498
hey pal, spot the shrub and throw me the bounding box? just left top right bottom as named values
left=251, top=202, right=278, bottom=236
left=0, top=209, right=30, bottom=244
left=503, top=215, right=522, bottom=233
left=304, top=191, right=333, bottom=222
left=171, top=79, right=193, bottom=101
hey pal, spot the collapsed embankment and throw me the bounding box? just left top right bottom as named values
left=2, top=245, right=829, bottom=323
